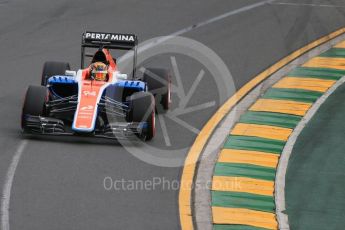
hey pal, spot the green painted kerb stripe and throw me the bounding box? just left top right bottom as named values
left=288, top=67, right=345, bottom=80
left=223, top=135, right=285, bottom=154
left=214, top=224, right=269, bottom=230
left=214, top=163, right=276, bottom=181
left=263, top=88, right=322, bottom=103
left=319, top=48, right=345, bottom=58
left=212, top=191, right=275, bottom=213
left=239, top=111, right=301, bottom=129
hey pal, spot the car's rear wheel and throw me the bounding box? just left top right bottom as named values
left=128, top=91, right=155, bottom=141
left=41, top=61, right=70, bottom=86
left=21, top=85, right=48, bottom=130
left=143, top=68, right=171, bottom=113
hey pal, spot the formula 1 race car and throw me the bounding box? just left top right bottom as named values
left=21, top=32, right=171, bottom=140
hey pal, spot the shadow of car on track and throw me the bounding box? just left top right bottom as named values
left=20, top=133, right=145, bottom=147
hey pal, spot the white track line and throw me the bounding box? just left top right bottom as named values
left=1, top=140, right=27, bottom=230
left=170, top=0, right=276, bottom=37
left=0, top=1, right=277, bottom=229
left=271, top=2, right=345, bottom=8
left=275, top=76, right=345, bottom=230
left=138, top=0, right=276, bottom=52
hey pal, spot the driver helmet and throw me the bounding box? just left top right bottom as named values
left=90, top=62, right=108, bottom=81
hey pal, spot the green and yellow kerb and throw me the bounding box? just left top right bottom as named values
left=211, top=40, right=345, bottom=230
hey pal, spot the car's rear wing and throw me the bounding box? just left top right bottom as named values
left=81, top=32, right=138, bottom=78
left=81, top=32, right=138, bottom=50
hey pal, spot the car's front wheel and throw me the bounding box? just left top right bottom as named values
left=21, top=85, right=48, bottom=130
left=128, top=91, right=155, bottom=141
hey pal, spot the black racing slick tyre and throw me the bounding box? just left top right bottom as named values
left=143, top=68, right=171, bottom=113
left=128, top=92, right=155, bottom=141
left=41, top=61, right=70, bottom=86
left=21, top=85, right=48, bottom=130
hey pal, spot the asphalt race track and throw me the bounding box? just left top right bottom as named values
left=0, top=0, right=345, bottom=229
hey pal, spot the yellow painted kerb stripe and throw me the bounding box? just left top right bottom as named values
left=218, top=149, right=279, bottom=168
left=250, top=98, right=312, bottom=116
left=212, top=207, right=278, bottom=230
left=212, top=176, right=274, bottom=196
left=335, top=40, right=345, bottom=48
left=303, top=56, right=345, bottom=70
left=273, top=77, right=336, bottom=93
left=231, top=123, right=292, bottom=141
left=179, top=27, right=345, bottom=230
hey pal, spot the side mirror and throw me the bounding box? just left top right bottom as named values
left=117, top=73, right=127, bottom=80
left=65, top=70, right=77, bottom=76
